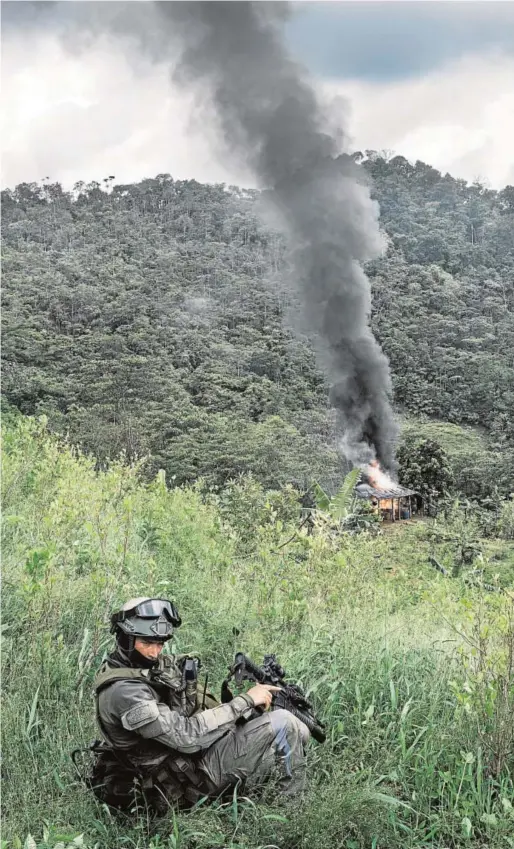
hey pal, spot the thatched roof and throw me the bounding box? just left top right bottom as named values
left=355, top=483, right=418, bottom=500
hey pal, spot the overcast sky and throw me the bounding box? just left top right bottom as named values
left=2, top=1, right=514, bottom=189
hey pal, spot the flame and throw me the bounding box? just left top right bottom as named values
left=364, top=460, right=396, bottom=491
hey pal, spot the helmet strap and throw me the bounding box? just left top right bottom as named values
left=116, top=630, right=135, bottom=655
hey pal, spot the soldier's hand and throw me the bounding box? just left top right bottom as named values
left=246, top=684, right=281, bottom=710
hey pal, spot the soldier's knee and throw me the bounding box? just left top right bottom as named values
left=269, top=708, right=290, bottom=732
left=293, top=716, right=310, bottom=745
left=284, top=712, right=310, bottom=745
left=270, top=709, right=309, bottom=745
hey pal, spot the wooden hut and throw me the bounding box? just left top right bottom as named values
left=355, top=482, right=422, bottom=523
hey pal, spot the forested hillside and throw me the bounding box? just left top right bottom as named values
left=2, top=153, right=513, bottom=493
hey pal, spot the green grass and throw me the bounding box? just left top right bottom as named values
left=400, top=418, right=490, bottom=457
left=2, top=417, right=514, bottom=849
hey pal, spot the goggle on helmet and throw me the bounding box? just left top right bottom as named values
left=111, top=598, right=182, bottom=641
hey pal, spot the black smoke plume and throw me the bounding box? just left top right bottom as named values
left=4, top=0, right=398, bottom=470
left=158, top=2, right=397, bottom=470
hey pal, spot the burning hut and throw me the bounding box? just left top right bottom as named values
left=356, top=462, right=422, bottom=522
left=355, top=482, right=422, bottom=522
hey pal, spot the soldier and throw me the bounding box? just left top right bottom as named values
left=92, top=597, right=310, bottom=813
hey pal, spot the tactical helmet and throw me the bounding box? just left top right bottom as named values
left=110, top=597, right=181, bottom=643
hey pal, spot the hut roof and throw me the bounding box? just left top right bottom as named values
left=355, top=483, right=419, bottom=500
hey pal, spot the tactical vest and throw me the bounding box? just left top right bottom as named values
left=90, top=654, right=211, bottom=812
left=94, top=654, right=199, bottom=717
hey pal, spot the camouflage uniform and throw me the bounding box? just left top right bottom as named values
left=94, top=650, right=308, bottom=812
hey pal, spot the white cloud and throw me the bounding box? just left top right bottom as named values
left=1, top=31, right=253, bottom=189
left=2, top=30, right=513, bottom=190
left=326, top=52, right=514, bottom=188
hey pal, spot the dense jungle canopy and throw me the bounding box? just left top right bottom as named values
left=2, top=152, right=513, bottom=495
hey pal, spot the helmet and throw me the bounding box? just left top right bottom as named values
left=110, top=597, right=181, bottom=643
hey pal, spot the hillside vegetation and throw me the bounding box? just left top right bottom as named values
left=2, top=154, right=514, bottom=494
left=3, top=152, right=514, bottom=848
left=2, top=417, right=514, bottom=849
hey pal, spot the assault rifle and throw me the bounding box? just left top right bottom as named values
left=221, top=652, right=326, bottom=744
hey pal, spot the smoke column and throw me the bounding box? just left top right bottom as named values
left=158, top=1, right=397, bottom=471
left=3, top=0, right=398, bottom=471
